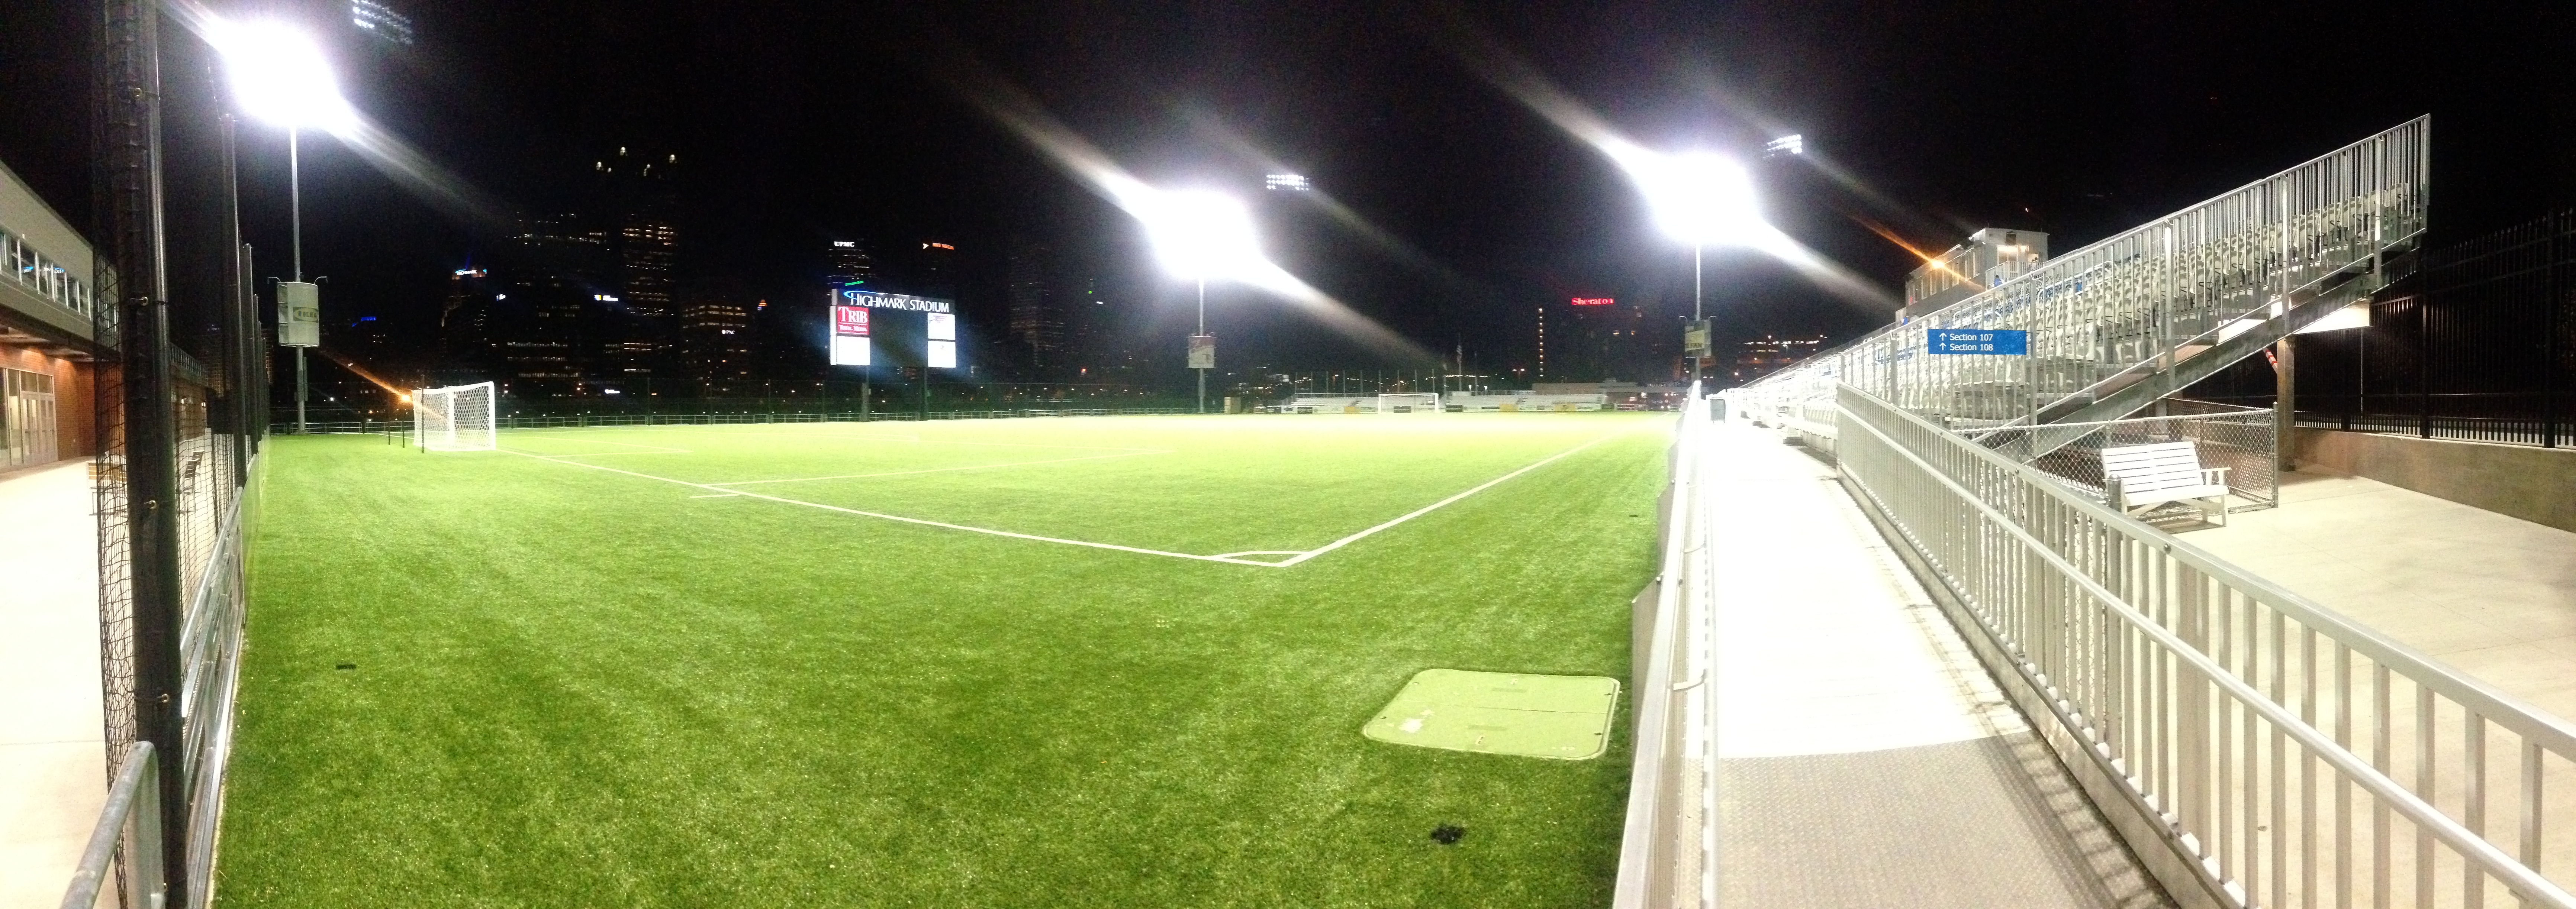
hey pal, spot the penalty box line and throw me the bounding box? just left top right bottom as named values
left=502, top=449, right=1282, bottom=567
left=615, top=427, right=1162, bottom=454
left=508, top=424, right=1636, bottom=568
left=703, top=450, right=1173, bottom=487
left=1268, top=426, right=1638, bottom=567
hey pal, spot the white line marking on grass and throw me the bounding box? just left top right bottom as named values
left=1268, top=429, right=1634, bottom=567
left=509, top=423, right=1644, bottom=567
left=1210, top=550, right=1304, bottom=565
left=689, top=492, right=744, bottom=498
left=621, top=427, right=1160, bottom=453
left=505, top=435, right=694, bottom=455
left=504, top=450, right=1285, bottom=567
left=703, top=450, right=1172, bottom=486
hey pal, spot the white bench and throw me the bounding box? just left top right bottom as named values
left=2102, top=441, right=2231, bottom=525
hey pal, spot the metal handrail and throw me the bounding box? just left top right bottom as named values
left=1836, top=383, right=2576, bottom=907
left=61, top=742, right=164, bottom=909
left=1612, top=382, right=1710, bottom=908
left=1957, top=401, right=2271, bottom=441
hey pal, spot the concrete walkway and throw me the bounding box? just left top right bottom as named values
left=2191, top=466, right=2576, bottom=719
left=1703, top=424, right=2172, bottom=908
left=0, top=460, right=104, bottom=909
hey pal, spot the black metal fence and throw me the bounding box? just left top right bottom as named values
left=2188, top=210, right=2576, bottom=447
left=87, top=3, right=268, bottom=906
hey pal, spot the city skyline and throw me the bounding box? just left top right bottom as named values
left=0, top=1, right=2570, bottom=403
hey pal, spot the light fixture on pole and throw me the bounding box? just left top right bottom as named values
left=1138, top=188, right=1262, bottom=414
left=208, top=19, right=356, bottom=433
left=1629, top=151, right=1762, bottom=381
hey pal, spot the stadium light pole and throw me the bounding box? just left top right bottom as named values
left=208, top=19, right=357, bottom=433
left=1629, top=152, right=1762, bottom=382
left=1138, top=188, right=1262, bottom=414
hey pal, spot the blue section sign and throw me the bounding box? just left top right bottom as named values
left=1928, top=328, right=2028, bottom=355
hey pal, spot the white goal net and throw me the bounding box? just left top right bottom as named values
left=415, top=382, right=498, bottom=451
left=1376, top=393, right=1441, bottom=414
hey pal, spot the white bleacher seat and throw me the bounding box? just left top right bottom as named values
left=2102, top=441, right=2231, bottom=525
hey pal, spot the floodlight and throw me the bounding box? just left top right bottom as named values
left=1140, top=188, right=1262, bottom=281
left=1631, top=152, right=1763, bottom=248
left=1763, top=134, right=1804, bottom=156
left=207, top=19, right=358, bottom=135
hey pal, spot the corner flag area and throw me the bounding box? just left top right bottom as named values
left=220, top=413, right=1670, bottom=906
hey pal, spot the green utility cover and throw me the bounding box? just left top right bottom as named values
left=1362, top=669, right=1620, bottom=760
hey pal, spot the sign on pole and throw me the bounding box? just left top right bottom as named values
left=1681, top=319, right=1712, bottom=358
left=277, top=281, right=320, bottom=347
left=830, top=304, right=871, bottom=366
left=1186, top=334, right=1215, bottom=369
left=1927, top=328, right=2028, bottom=355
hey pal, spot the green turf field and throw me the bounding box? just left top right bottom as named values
left=220, top=413, right=1672, bottom=907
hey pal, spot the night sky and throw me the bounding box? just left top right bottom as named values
left=3, top=0, right=2572, bottom=379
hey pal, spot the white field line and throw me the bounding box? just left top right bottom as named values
left=1267, top=428, right=1633, bottom=567
left=615, top=427, right=1159, bottom=453
left=506, top=435, right=693, bottom=454
left=502, top=450, right=1282, bottom=567
left=704, top=450, right=1171, bottom=486
left=611, top=428, right=924, bottom=444
left=509, top=424, right=1639, bottom=568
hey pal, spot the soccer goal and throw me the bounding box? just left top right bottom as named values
left=414, top=382, right=498, bottom=451
left=1376, top=392, right=1440, bottom=414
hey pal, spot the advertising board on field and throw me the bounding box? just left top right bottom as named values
left=829, top=304, right=870, bottom=366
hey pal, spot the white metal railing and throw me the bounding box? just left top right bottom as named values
left=1835, top=382, right=2576, bottom=909
left=59, top=742, right=164, bottom=909
left=1738, top=117, right=2428, bottom=431
left=1613, top=384, right=1717, bottom=908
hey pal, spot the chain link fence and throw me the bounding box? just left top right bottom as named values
left=1968, top=399, right=2278, bottom=518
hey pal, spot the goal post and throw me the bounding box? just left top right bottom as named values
left=1376, top=392, right=1440, bottom=414
left=415, top=382, right=498, bottom=451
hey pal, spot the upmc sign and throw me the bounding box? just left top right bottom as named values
left=1570, top=297, right=1614, bottom=306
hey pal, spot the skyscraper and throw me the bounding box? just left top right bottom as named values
left=440, top=266, right=497, bottom=368
left=600, top=148, right=679, bottom=321
left=348, top=0, right=414, bottom=45
left=679, top=293, right=754, bottom=383
left=498, top=213, right=607, bottom=384
left=916, top=240, right=957, bottom=298
left=1005, top=240, right=1063, bottom=369
left=826, top=239, right=876, bottom=288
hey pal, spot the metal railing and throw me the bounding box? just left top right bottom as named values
left=1613, top=384, right=1716, bottom=908
left=1737, top=117, right=2428, bottom=434
left=59, top=742, right=163, bottom=909
left=1835, top=382, right=2576, bottom=908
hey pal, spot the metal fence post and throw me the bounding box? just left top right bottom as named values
left=2174, top=557, right=2210, bottom=844
left=102, top=0, right=191, bottom=900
